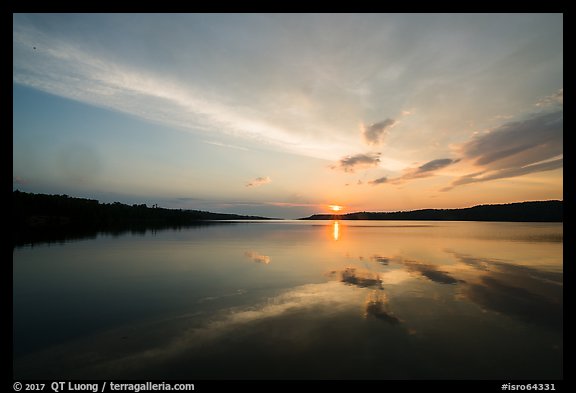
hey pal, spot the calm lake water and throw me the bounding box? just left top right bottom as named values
left=13, top=220, right=563, bottom=379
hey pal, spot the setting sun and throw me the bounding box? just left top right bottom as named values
left=329, top=205, right=344, bottom=212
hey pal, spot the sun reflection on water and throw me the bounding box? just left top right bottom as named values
left=333, top=221, right=340, bottom=241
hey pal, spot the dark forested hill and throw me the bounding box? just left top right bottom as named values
left=301, top=200, right=563, bottom=222
left=13, top=190, right=271, bottom=224
left=12, top=190, right=272, bottom=246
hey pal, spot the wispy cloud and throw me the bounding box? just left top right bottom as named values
left=535, top=88, right=563, bottom=108
left=266, top=201, right=321, bottom=208
left=443, top=110, right=563, bottom=190
left=246, top=176, right=271, bottom=188
left=204, top=140, right=250, bottom=151
left=362, top=119, right=397, bottom=146
left=443, top=158, right=563, bottom=191
left=12, top=23, right=351, bottom=162
left=333, top=153, right=381, bottom=173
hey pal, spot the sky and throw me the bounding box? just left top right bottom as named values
left=13, top=13, right=563, bottom=219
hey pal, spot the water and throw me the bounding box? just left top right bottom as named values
left=13, top=221, right=563, bottom=379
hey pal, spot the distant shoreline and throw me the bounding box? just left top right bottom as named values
left=300, top=200, right=563, bottom=222
left=13, top=192, right=563, bottom=247
left=12, top=190, right=272, bottom=247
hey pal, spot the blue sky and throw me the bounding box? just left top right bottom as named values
left=13, top=13, right=563, bottom=218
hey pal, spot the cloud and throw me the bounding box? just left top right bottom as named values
left=246, top=176, right=271, bottom=187
left=418, top=158, right=459, bottom=173
left=362, top=119, right=397, bottom=145
left=443, top=158, right=563, bottom=191
left=266, top=202, right=320, bottom=208
left=535, top=88, right=563, bottom=108
left=388, top=158, right=460, bottom=184
left=204, top=140, right=250, bottom=151
left=12, top=21, right=354, bottom=162
left=444, top=110, right=563, bottom=190
left=334, top=153, right=381, bottom=173
left=368, top=176, right=388, bottom=185
left=462, top=111, right=562, bottom=168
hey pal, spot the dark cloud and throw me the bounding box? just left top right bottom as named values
left=443, top=158, right=563, bottom=191
left=368, top=176, right=388, bottom=185
left=389, top=158, right=460, bottom=184
left=362, top=119, right=397, bottom=145
left=334, top=153, right=381, bottom=173
left=464, top=111, right=562, bottom=168
left=418, top=158, right=459, bottom=173
left=246, top=176, right=271, bottom=187
left=445, top=110, right=562, bottom=190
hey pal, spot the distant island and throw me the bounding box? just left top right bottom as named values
left=301, top=200, right=563, bottom=222
left=13, top=190, right=272, bottom=247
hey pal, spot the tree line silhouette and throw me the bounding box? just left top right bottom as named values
left=301, top=200, right=563, bottom=222
left=13, top=190, right=270, bottom=247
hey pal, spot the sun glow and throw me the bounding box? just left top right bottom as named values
left=329, top=205, right=343, bottom=212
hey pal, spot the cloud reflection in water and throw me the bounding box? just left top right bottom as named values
left=403, top=260, right=461, bottom=285
left=244, top=250, right=271, bottom=264
left=445, top=251, right=562, bottom=330
left=332, top=245, right=562, bottom=332
left=13, top=221, right=563, bottom=379
left=364, top=291, right=401, bottom=325
left=340, top=267, right=383, bottom=289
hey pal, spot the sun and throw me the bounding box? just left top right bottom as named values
left=329, top=205, right=343, bottom=212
